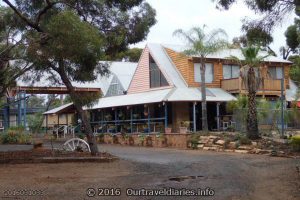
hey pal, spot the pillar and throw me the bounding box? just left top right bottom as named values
left=147, top=105, right=150, bottom=133
left=164, top=102, right=168, bottom=129
left=217, top=102, right=220, bottom=131
left=193, top=102, right=196, bottom=132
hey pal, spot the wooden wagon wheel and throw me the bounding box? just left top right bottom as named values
left=63, top=138, right=91, bottom=152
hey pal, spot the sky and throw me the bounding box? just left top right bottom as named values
left=133, top=0, right=296, bottom=54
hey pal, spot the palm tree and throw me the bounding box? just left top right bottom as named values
left=229, top=45, right=269, bottom=139
left=173, top=26, right=228, bottom=132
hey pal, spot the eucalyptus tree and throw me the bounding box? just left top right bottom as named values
left=173, top=26, right=228, bottom=132
left=229, top=45, right=269, bottom=139
left=2, top=0, right=156, bottom=155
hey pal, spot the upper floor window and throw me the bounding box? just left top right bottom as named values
left=194, top=63, right=214, bottom=83
left=268, top=66, right=283, bottom=79
left=223, top=64, right=240, bottom=79
left=149, top=55, right=169, bottom=88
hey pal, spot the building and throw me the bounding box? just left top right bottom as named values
left=85, top=43, right=294, bottom=133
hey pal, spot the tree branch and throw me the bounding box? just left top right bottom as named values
left=3, top=0, right=43, bottom=32
left=35, top=0, right=58, bottom=25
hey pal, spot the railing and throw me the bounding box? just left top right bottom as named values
left=221, top=78, right=283, bottom=92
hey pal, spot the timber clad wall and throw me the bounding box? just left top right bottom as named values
left=128, top=47, right=151, bottom=94
left=165, top=47, right=223, bottom=88
left=165, top=47, right=292, bottom=91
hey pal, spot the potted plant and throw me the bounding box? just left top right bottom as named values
left=179, top=121, right=190, bottom=134
left=133, top=113, right=140, bottom=119
left=128, top=135, right=135, bottom=146
left=145, top=135, right=152, bottom=147
left=104, top=114, right=112, bottom=121
left=142, top=124, right=149, bottom=133
left=165, top=127, right=172, bottom=134
left=138, top=133, right=146, bottom=146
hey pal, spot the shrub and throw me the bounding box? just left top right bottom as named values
left=290, top=135, right=300, bottom=152
left=189, top=134, right=200, bottom=149
left=239, top=136, right=252, bottom=145
left=27, top=112, right=44, bottom=134
left=0, top=126, right=31, bottom=144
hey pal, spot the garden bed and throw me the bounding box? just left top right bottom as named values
left=0, top=148, right=117, bottom=164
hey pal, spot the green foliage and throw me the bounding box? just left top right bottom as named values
left=173, top=26, right=228, bottom=57
left=226, top=95, right=248, bottom=113
left=27, top=95, right=45, bottom=108
left=27, top=112, right=44, bottom=134
left=113, top=48, right=143, bottom=62
left=289, top=56, right=300, bottom=85
left=189, top=133, right=200, bottom=149
left=285, top=25, right=300, bottom=51
left=1, top=126, right=32, bottom=144
left=289, top=135, right=300, bottom=152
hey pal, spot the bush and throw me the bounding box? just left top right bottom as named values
left=27, top=112, right=44, bottom=134
left=290, top=135, right=300, bottom=152
left=239, top=136, right=252, bottom=145
left=1, top=126, right=31, bottom=144
left=189, top=134, right=200, bottom=149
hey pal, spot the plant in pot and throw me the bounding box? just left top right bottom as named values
left=118, top=111, right=125, bottom=120
left=120, top=132, right=129, bottom=145
left=138, top=133, right=146, bottom=146
left=179, top=121, right=190, bottom=134
left=104, top=114, right=112, bottom=121
left=142, top=124, right=150, bottom=133
left=128, top=135, right=135, bottom=146
left=133, top=113, right=140, bottom=119
left=145, top=135, right=152, bottom=147
left=98, top=133, right=105, bottom=143
left=165, top=127, right=172, bottom=134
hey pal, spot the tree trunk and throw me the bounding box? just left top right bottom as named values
left=200, top=56, right=208, bottom=132
left=246, top=67, right=259, bottom=139
left=56, top=62, right=99, bottom=155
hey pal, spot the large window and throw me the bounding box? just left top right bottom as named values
left=194, top=63, right=214, bottom=83
left=106, top=76, right=124, bottom=97
left=149, top=55, right=169, bottom=88
left=223, top=65, right=240, bottom=79
left=268, top=66, right=283, bottom=79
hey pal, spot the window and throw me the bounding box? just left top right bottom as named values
left=194, top=63, right=214, bottom=83
left=223, top=65, right=240, bottom=79
left=268, top=66, right=283, bottom=79
left=106, top=76, right=124, bottom=96
left=149, top=55, right=169, bottom=88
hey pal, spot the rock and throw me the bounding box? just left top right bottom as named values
left=200, top=136, right=209, bottom=140
left=234, top=150, right=249, bottom=154
left=238, top=145, right=252, bottom=150
left=228, top=142, right=237, bottom=149
left=251, top=141, right=257, bottom=146
left=258, top=149, right=272, bottom=154
left=208, top=136, right=218, bottom=139
left=254, top=148, right=262, bottom=154
left=208, top=147, right=218, bottom=151
left=203, top=147, right=210, bottom=151
left=224, top=149, right=234, bottom=152
left=197, top=144, right=204, bottom=149
left=215, top=140, right=225, bottom=145
left=198, top=139, right=209, bottom=144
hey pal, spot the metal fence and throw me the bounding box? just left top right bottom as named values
left=232, top=108, right=300, bottom=132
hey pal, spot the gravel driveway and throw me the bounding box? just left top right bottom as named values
left=0, top=144, right=299, bottom=200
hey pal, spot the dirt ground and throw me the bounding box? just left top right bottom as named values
left=0, top=145, right=299, bottom=200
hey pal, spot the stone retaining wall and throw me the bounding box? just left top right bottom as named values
left=100, top=133, right=191, bottom=148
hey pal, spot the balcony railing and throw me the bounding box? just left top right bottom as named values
left=221, top=78, right=283, bottom=93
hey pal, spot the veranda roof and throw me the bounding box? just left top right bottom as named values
left=87, top=88, right=236, bottom=110
left=43, top=103, right=74, bottom=115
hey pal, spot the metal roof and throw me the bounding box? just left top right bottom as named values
left=163, top=44, right=292, bottom=64
left=147, top=43, right=187, bottom=88
left=43, top=103, right=74, bottom=115
left=17, top=61, right=137, bottom=96
left=88, top=87, right=236, bottom=109
left=88, top=89, right=172, bottom=109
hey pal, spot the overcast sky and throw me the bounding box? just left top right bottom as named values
left=133, top=0, right=295, bottom=54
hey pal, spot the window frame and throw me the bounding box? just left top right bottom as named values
left=194, top=62, right=214, bottom=83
